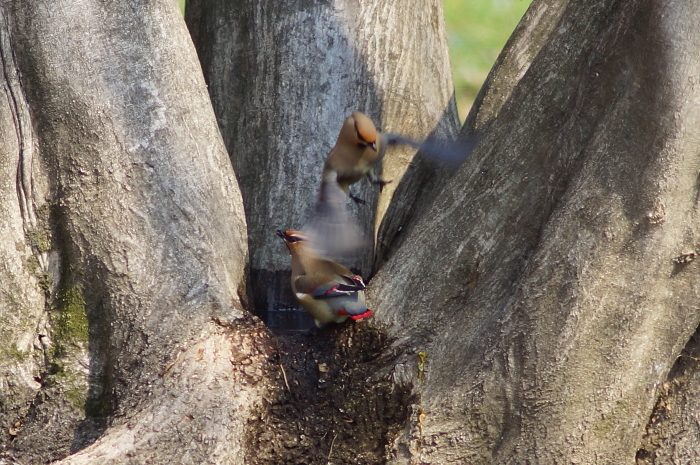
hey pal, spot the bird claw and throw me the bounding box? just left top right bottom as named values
left=373, top=179, right=393, bottom=193
left=349, top=193, right=366, bottom=204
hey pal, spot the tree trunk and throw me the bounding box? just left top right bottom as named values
left=374, top=0, right=569, bottom=272
left=185, top=0, right=459, bottom=327
left=3, top=0, right=700, bottom=463
left=637, top=330, right=700, bottom=464
left=370, top=0, right=700, bottom=462
left=0, top=1, right=271, bottom=463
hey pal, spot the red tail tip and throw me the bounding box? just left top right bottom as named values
left=350, top=310, right=373, bottom=321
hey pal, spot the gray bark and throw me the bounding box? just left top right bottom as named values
left=0, top=1, right=266, bottom=463
left=3, top=0, right=700, bottom=463
left=372, top=0, right=570, bottom=271
left=370, top=0, right=700, bottom=462
left=0, top=7, right=48, bottom=450
left=637, top=332, right=700, bottom=464
left=186, top=0, right=459, bottom=320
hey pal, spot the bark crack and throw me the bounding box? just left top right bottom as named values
left=636, top=324, right=700, bottom=464
left=0, top=11, right=48, bottom=272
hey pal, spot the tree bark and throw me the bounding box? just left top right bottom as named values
left=3, top=0, right=700, bottom=463
left=374, top=0, right=570, bottom=272
left=370, top=0, right=700, bottom=462
left=0, top=1, right=270, bottom=463
left=637, top=329, right=700, bottom=464
left=0, top=5, right=48, bottom=450
left=185, top=0, right=459, bottom=323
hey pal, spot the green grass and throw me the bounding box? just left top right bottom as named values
left=443, top=0, right=533, bottom=121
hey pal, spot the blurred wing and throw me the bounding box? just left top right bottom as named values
left=303, top=172, right=367, bottom=258
left=385, top=133, right=479, bottom=167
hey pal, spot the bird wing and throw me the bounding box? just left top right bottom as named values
left=384, top=133, right=479, bottom=168
left=303, top=172, right=367, bottom=257
left=294, top=267, right=365, bottom=299
left=325, top=260, right=363, bottom=284
left=309, top=284, right=358, bottom=299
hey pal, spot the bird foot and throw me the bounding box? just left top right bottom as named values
left=349, top=193, right=366, bottom=204
left=373, top=179, right=393, bottom=193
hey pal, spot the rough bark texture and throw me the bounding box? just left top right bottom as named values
left=370, top=0, right=700, bottom=463
left=0, top=1, right=270, bottom=463
left=0, top=7, right=48, bottom=451
left=3, top=0, right=700, bottom=463
left=465, top=0, right=569, bottom=134
left=373, top=0, right=570, bottom=272
left=637, top=327, right=700, bottom=464
left=186, top=0, right=459, bottom=322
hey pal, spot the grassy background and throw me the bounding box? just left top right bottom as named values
left=443, top=0, right=533, bottom=120
left=176, top=0, right=532, bottom=121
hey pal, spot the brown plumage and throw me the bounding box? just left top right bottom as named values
left=322, top=111, right=391, bottom=198
left=306, top=110, right=477, bottom=257
left=277, top=229, right=372, bottom=326
left=303, top=112, right=388, bottom=256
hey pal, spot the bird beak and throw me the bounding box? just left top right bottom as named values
left=276, top=229, right=287, bottom=240
left=369, top=141, right=377, bottom=151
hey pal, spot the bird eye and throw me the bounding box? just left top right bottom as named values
left=276, top=229, right=305, bottom=243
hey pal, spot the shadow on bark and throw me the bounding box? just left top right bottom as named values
left=637, top=324, right=700, bottom=464
left=185, top=0, right=458, bottom=334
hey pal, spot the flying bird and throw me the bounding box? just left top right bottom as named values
left=321, top=111, right=472, bottom=200
left=306, top=111, right=478, bottom=257
left=321, top=111, right=392, bottom=203
left=277, top=229, right=373, bottom=327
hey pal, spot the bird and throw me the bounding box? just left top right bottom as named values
left=321, top=111, right=473, bottom=201
left=303, top=111, right=392, bottom=257
left=321, top=111, right=391, bottom=204
left=306, top=111, right=478, bottom=257
left=276, top=229, right=373, bottom=327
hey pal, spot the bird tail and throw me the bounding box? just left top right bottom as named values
left=349, top=309, right=373, bottom=321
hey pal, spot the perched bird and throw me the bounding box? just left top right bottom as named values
left=277, top=229, right=373, bottom=326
